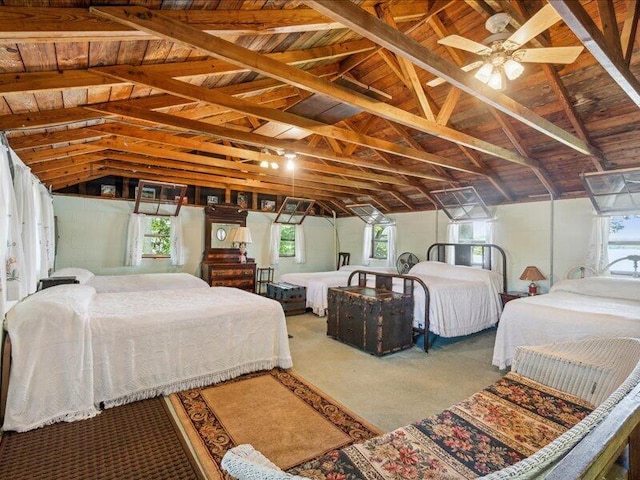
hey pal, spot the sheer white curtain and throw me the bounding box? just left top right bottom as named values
left=269, top=223, right=281, bottom=265
left=39, top=184, right=56, bottom=275
left=125, top=213, right=145, bottom=266
left=586, top=216, right=610, bottom=273
left=362, top=224, right=373, bottom=266
left=386, top=224, right=397, bottom=268
left=446, top=222, right=459, bottom=264
left=170, top=216, right=185, bottom=266
left=13, top=164, right=40, bottom=294
left=294, top=224, right=306, bottom=264
left=1, top=145, right=26, bottom=311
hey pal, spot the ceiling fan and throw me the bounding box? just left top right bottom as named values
left=427, top=4, right=584, bottom=90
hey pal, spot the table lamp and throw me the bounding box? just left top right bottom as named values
left=520, top=266, right=546, bottom=296
left=232, top=227, right=253, bottom=264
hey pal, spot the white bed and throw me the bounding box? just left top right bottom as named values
left=50, top=267, right=209, bottom=293
left=4, top=284, right=292, bottom=432
left=493, top=276, right=640, bottom=369
left=351, top=261, right=503, bottom=336
left=279, top=265, right=397, bottom=316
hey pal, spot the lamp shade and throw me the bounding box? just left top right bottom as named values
left=232, top=226, right=253, bottom=244
left=519, top=266, right=545, bottom=282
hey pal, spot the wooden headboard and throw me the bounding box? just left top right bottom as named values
left=426, top=243, right=507, bottom=292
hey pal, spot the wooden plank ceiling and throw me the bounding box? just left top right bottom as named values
left=1, top=0, right=639, bottom=215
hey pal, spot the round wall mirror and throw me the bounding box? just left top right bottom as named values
left=216, top=227, right=227, bottom=241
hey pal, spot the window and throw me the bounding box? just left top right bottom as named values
left=279, top=225, right=296, bottom=257
left=142, top=216, right=171, bottom=258
left=458, top=221, right=488, bottom=266
left=431, top=187, right=493, bottom=221
left=608, top=215, right=640, bottom=275
left=371, top=224, right=389, bottom=259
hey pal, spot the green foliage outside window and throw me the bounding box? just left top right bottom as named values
left=372, top=224, right=388, bottom=259
left=279, top=225, right=296, bottom=257
left=143, top=217, right=171, bottom=257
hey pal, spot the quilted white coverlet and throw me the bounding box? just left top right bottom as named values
left=493, top=278, right=640, bottom=369
left=4, top=285, right=292, bottom=432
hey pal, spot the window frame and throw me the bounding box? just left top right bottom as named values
left=278, top=224, right=296, bottom=258
left=142, top=216, right=171, bottom=259
left=371, top=224, right=389, bottom=260
left=607, top=215, right=640, bottom=276
left=457, top=220, right=488, bottom=267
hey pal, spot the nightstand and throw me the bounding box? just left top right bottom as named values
left=500, top=291, right=528, bottom=307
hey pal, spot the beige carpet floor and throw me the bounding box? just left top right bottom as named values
left=285, top=312, right=504, bottom=432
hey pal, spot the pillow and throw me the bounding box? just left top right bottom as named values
left=51, top=267, right=95, bottom=284
left=550, top=277, right=640, bottom=302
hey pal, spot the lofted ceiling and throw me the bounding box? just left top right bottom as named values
left=1, top=0, right=639, bottom=216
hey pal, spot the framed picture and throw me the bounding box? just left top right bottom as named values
left=207, top=195, right=219, bottom=206
left=237, top=192, right=248, bottom=209
left=100, top=185, right=116, bottom=197
left=261, top=199, right=276, bottom=212
left=135, top=186, right=156, bottom=200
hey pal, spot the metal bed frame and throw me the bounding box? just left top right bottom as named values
left=344, top=243, right=507, bottom=353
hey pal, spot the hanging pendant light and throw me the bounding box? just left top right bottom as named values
left=474, top=62, right=493, bottom=83
left=504, top=59, right=524, bottom=80
left=487, top=69, right=504, bottom=90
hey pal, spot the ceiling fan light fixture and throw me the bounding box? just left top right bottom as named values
left=286, top=159, right=295, bottom=171
left=260, top=160, right=269, bottom=168
left=487, top=69, right=504, bottom=90
left=475, top=62, right=494, bottom=83
left=504, top=59, right=524, bottom=80
left=270, top=162, right=279, bottom=169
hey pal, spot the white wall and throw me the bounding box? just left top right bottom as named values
left=336, top=198, right=595, bottom=294
left=53, top=195, right=595, bottom=293
left=53, top=195, right=336, bottom=280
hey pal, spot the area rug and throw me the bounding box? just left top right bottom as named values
left=0, top=397, right=204, bottom=480
left=289, top=372, right=594, bottom=479
left=169, top=368, right=381, bottom=479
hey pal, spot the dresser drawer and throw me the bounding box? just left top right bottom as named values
left=210, top=267, right=255, bottom=277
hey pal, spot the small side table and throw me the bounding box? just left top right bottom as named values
left=500, top=291, right=528, bottom=307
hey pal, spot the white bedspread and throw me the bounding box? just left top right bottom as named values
left=52, top=268, right=209, bottom=293
left=4, top=285, right=292, bottom=432
left=280, top=265, right=397, bottom=316
left=493, top=277, right=640, bottom=369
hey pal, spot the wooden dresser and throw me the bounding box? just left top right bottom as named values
left=202, top=248, right=256, bottom=292
left=327, top=285, right=413, bottom=356
left=201, top=203, right=255, bottom=293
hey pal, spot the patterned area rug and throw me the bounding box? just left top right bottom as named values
left=169, top=368, right=381, bottom=479
left=289, top=372, right=593, bottom=479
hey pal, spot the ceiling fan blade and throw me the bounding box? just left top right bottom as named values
left=504, top=4, right=562, bottom=50
left=426, top=61, right=483, bottom=87
left=438, top=35, right=491, bottom=55
left=515, top=46, right=584, bottom=64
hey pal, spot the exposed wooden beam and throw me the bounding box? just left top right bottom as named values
left=0, top=41, right=371, bottom=95
left=85, top=103, right=448, bottom=182
left=549, top=0, right=640, bottom=107
left=20, top=144, right=107, bottom=165
left=87, top=123, right=412, bottom=187
left=306, top=0, right=605, bottom=158
left=93, top=65, right=483, bottom=175
left=596, top=0, right=622, bottom=58
left=490, top=111, right=559, bottom=198
left=89, top=5, right=541, bottom=169
left=90, top=162, right=354, bottom=203
left=0, top=5, right=430, bottom=43
left=376, top=3, right=435, bottom=121
left=620, top=0, right=639, bottom=66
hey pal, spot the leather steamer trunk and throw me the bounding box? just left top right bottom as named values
left=327, top=286, right=413, bottom=356
left=266, top=282, right=306, bottom=315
